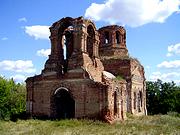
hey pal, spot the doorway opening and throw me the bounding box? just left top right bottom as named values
left=54, top=88, right=75, bottom=119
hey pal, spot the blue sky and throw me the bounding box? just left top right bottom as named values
left=0, top=0, right=180, bottom=84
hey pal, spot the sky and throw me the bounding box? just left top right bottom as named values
left=0, top=0, right=180, bottom=84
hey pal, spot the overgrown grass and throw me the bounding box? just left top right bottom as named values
left=0, top=115, right=179, bottom=135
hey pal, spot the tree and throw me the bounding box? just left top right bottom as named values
left=146, top=79, right=180, bottom=115
left=0, top=76, right=26, bottom=120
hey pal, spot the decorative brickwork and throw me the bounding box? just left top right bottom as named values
left=26, top=17, right=146, bottom=123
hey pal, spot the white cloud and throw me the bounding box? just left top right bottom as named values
left=0, top=60, right=36, bottom=73
left=11, top=74, right=26, bottom=82
left=37, top=49, right=51, bottom=57
left=166, top=43, right=180, bottom=57
left=157, top=60, right=180, bottom=68
left=166, top=53, right=172, bottom=57
left=146, top=65, right=150, bottom=69
left=85, top=0, right=180, bottom=27
left=25, top=25, right=50, bottom=40
left=18, top=17, right=27, bottom=22
left=1, top=37, right=8, bottom=40
left=149, top=71, right=180, bottom=84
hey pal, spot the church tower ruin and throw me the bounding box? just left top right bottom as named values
left=26, top=17, right=147, bottom=123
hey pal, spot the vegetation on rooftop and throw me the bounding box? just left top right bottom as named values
left=113, top=75, right=124, bottom=81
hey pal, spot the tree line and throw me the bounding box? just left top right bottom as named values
left=0, top=76, right=179, bottom=120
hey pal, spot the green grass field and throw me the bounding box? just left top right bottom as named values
left=0, top=115, right=179, bottom=135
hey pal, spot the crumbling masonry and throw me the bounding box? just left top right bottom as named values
left=26, top=17, right=147, bottom=123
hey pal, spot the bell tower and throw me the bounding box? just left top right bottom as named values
left=98, top=25, right=128, bottom=58
left=41, top=17, right=103, bottom=82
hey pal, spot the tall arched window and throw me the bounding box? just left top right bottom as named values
left=140, top=91, right=142, bottom=107
left=61, top=26, right=74, bottom=73
left=62, top=35, right=67, bottom=59
left=138, top=92, right=141, bottom=112
left=115, top=31, right=120, bottom=44
left=114, top=91, right=117, bottom=115
left=104, top=31, right=109, bottom=44
left=134, top=92, right=136, bottom=109
left=87, top=25, right=95, bottom=58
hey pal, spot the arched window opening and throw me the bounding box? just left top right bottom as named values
left=134, top=92, right=136, bottom=109
left=54, top=88, right=75, bottom=119
left=126, top=90, right=130, bottom=112
left=115, top=31, right=120, bottom=44
left=104, top=31, right=109, bottom=44
left=61, top=26, right=74, bottom=73
left=62, top=35, right=67, bottom=60
left=140, top=91, right=142, bottom=107
left=114, top=91, right=117, bottom=115
left=124, top=34, right=126, bottom=44
left=138, top=92, right=141, bottom=112
left=87, top=25, right=95, bottom=58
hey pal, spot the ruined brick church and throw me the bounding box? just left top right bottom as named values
left=26, top=17, right=147, bottom=123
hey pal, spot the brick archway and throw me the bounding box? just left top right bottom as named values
left=53, top=87, right=75, bottom=119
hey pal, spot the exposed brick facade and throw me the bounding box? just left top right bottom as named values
left=99, top=25, right=147, bottom=115
left=26, top=17, right=147, bottom=123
